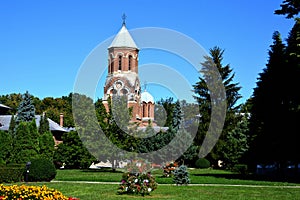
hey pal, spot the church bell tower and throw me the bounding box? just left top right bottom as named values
left=103, top=17, right=142, bottom=121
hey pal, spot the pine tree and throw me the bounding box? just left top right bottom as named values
left=221, top=115, right=249, bottom=168
left=193, top=46, right=242, bottom=164
left=8, top=115, right=15, bottom=136
left=15, top=91, right=35, bottom=126
left=38, top=113, right=50, bottom=134
left=282, top=18, right=300, bottom=165
left=275, top=0, right=300, bottom=19
left=12, top=120, right=40, bottom=164
left=0, top=130, right=13, bottom=164
left=38, top=113, right=54, bottom=160
left=249, top=31, right=286, bottom=165
left=173, top=165, right=190, bottom=185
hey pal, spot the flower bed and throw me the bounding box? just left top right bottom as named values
left=117, top=172, right=157, bottom=196
left=163, top=162, right=178, bottom=177
left=0, top=184, right=78, bottom=200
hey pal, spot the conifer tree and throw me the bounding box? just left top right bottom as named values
left=8, top=115, right=15, bottom=136
left=173, top=165, right=190, bottom=185
left=281, top=18, right=300, bottom=165
left=38, top=113, right=54, bottom=160
left=15, top=91, right=35, bottom=126
left=249, top=31, right=286, bottom=165
left=249, top=19, right=300, bottom=170
left=193, top=46, right=242, bottom=164
left=38, top=113, right=50, bottom=134
left=12, top=120, right=39, bottom=164
left=275, top=0, right=300, bottom=19
left=0, top=130, right=12, bottom=164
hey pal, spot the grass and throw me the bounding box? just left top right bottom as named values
left=54, top=168, right=300, bottom=186
left=27, top=182, right=300, bottom=200
left=3, top=168, right=300, bottom=199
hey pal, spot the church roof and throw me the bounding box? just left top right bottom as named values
left=0, top=115, right=67, bottom=132
left=108, top=24, right=138, bottom=49
left=0, top=104, right=11, bottom=110
left=141, top=91, right=154, bottom=104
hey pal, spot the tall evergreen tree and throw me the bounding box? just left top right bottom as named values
left=8, top=115, right=15, bottom=136
left=15, top=91, right=35, bottom=126
left=249, top=31, right=286, bottom=165
left=282, top=18, right=300, bottom=165
left=221, top=115, right=249, bottom=168
left=275, top=0, right=300, bottom=19
left=38, top=113, right=54, bottom=160
left=38, top=113, right=50, bottom=134
left=11, top=120, right=40, bottom=164
left=0, top=130, right=13, bottom=165
left=193, top=46, right=242, bottom=165
left=249, top=19, right=300, bottom=171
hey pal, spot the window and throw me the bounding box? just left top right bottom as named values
left=110, top=60, right=114, bottom=73
left=118, top=55, right=122, bottom=70
left=128, top=55, right=132, bottom=70
left=148, top=105, right=151, bottom=117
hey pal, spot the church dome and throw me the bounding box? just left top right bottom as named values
left=141, top=91, right=154, bottom=104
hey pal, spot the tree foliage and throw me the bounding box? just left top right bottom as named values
left=38, top=113, right=54, bottom=161
left=15, top=91, right=35, bottom=126
left=249, top=19, right=300, bottom=169
left=0, top=131, right=13, bottom=165
left=54, top=131, right=95, bottom=169
left=275, top=0, right=300, bottom=19
left=193, top=46, right=242, bottom=165
left=11, top=120, right=40, bottom=164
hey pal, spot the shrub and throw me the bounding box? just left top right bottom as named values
left=163, top=162, right=178, bottom=177
left=195, top=158, right=210, bottom=169
left=232, top=164, right=248, bottom=175
left=28, top=158, right=56, bottom=182
left=173, top=165, right=190, bottom=185
left=0, top=164, right=24, bottom=183
left=117, top=172, right=158, bottom=196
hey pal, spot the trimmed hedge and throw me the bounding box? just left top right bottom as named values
left=28, top=158, right=57, bottom=182
left=232, top=164, right=248, bottom=175
left=0, top=164, right=25, bottom=183
left=195, top=158, right=210, bottom=169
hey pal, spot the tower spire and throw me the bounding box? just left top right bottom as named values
left=122, top=13, right=126, bottom=25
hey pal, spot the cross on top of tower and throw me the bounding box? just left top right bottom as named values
left=122, top=13, right=127, bottom=25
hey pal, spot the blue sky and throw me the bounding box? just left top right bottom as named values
left=0, top=1, right=295, bottom=104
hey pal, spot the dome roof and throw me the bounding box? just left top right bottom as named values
left=141, top=91, right=154, bottom=103
left=108, top=24, right=138, bottom=49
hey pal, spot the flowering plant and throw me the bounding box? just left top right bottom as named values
left=0, top=184, right=74, bottom=200
left=117, top=172, right=157, bottom=196
left=163, top=162, right=178, bottom=177
left=125, top=159, right=152, bottom=174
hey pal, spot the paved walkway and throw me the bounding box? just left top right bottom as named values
left=51, top=180, right=300, bottom=188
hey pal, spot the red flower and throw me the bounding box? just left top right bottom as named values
left=69, top=197, right=80, bottom=200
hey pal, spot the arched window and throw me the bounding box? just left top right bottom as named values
left=128, top=55, right=132, bottom=71
left=118, top=55, right=122, bottom=70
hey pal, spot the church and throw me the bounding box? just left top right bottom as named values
left=102, top=20, right=155, bottom=126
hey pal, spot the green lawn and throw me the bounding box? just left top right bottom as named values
left=29, top=182, right=300, bottom=200
left=3, top=168, right=300, bottom=199
left=54, top=168, right=300, bottom=186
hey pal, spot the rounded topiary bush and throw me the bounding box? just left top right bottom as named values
left=195, top=158, right=210, bottom=169
left=28, top=158, right=56, bottom=182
